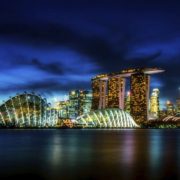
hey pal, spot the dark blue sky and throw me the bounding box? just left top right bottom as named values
left=0, top=0, right=180, bottom=106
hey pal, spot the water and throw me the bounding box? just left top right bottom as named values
left=0, top=129, right=179, bottom=180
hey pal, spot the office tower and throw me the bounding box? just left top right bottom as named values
left=166, top=100, right=175, bottom=116
left=150, top=88, right=160, bottom=118
left=56, top=101, right=69, bottom=118
left=79, top=90, right=92, bottom=115
left=69, top=90, right=92, bottom=118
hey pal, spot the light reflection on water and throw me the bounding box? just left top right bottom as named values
left=149, top=130, right=162, bottom=173
left=0, top=129, right=179, bottom=179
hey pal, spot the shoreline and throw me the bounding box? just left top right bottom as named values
left=0, top=127, right=179, bottom=129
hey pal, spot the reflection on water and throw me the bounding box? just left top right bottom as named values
left=0, top=129, right=179, bottom=179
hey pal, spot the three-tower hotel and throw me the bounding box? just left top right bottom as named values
left=91, top=68, right=164, bottom=125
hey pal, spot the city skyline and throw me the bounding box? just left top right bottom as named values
left=0, top=0, right=180, bottom=105
left=0, top=1, right=180, bottom=179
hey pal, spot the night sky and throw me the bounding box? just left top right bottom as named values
left=0, top=0, right=180, bottom=106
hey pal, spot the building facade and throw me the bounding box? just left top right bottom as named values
left=55, top=101, right=69, bottom=118
left=107, top=76, right=125, bottom=109
left=166, top=100, right=175, bottom=116
left=91, top=74, right=126, bottom=110
left=68, top=90, right=92, bottom=118
left=91, top=74, right=108, bottom=110
left=124, top=91, right=131, bottom=113
left=130, top=73, right=150, bottom=125
left=91, top=68, right=164, bottom=126
left=150, top=88, right=160, bottom=119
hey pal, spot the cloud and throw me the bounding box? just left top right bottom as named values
left=125, top=51, right=162, bottom=68
left=0, top=78, right=91, bottom=95
left=15, top=58, right=65, bottom=75
left=0, top=22, right=169, bottom=73
left=0, top=1, right=179, bottom=104
left=0, top=23, right=132, bottom=71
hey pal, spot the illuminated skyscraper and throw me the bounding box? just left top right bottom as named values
left=91, top=68, right=164, bottom=126
left=91, top=78, right=100, bottom=110
left=69, top=90, right=92, bottom=118
left=91, top=74, right=125, bottom=110
left=107, top=76, right=125, bottom=109
left=124, top=91, right=131, bottom=113
left=91, top=74, right=108, bottom=110
left=99, top=80, right=108, bottom=109
left=166, top=100, right=175, bottom=116
left=130, top=73, right=150, bottom=125
left=79, top=90, right=92, bottom=115
left=55, top=101, right=69, bottom=118
left=122, top=68, right=164, bottom=125
left=150, top=88, right=160, bottom=119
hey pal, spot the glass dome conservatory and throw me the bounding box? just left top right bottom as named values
left=0, top=92, right=58, bottom=127
left=76, top=108, right=139, bottom=128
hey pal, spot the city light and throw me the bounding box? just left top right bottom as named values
left=91, top=68, right=164, bottom=126
left=0, top=67, right=179, bottom=129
